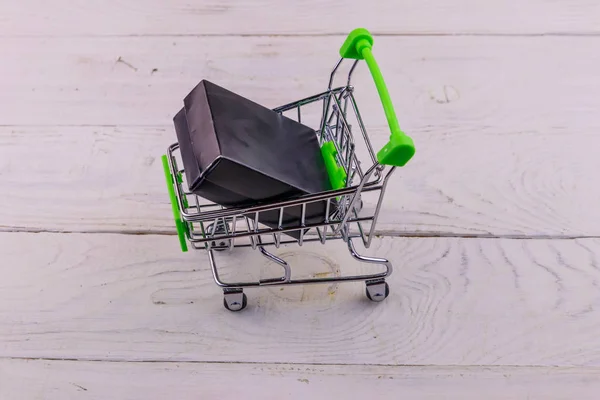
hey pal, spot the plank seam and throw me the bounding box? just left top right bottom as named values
left=1, top=32, right=600, bottom=38
left=0, top=228, right=598, bottom=240
left=2, top=356, right=597, bottom=369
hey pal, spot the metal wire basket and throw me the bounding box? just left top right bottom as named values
left=161, top=28, right=416, bottom=311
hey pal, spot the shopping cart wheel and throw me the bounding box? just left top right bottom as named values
left=223, top=289, right=247, bottom=311
left=207, top=221, right=231, bottom=252
left=365, top=280, right=389, bottom=302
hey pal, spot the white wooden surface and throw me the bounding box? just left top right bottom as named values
left=1, top=0, right=600, bottom=398
left=2, top=125, right=599, bottom=235
left=3, top=233, right=600, bottom=366
left=2, top=0, right=599, bottom=36
left=2, top=37, right=599, bottom=128
left=3, top=360, right=600, bottom=400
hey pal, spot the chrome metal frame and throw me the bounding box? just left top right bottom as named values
left=164, top=57, right=397, bottom=299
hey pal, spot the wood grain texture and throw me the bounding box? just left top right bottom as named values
left=1, top=0, right=599, bottom=392
left=2, top=126, right=599, bottom=236
left=3, top=36, right=600, bottom=128
left=2, top=232, right=600, bottom=366
left=1, top=0, right=599, bottom=36
left=2, top=36, right=599, bottom=235
left=2, top=359, right=600, bottom=400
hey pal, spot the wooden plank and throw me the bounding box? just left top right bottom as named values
left=1, top=0, right=599, bottom=36
left=0, top=126, right=170, bottom=233
left=2, top=359, right=600, bottom=400
left=2, top=232, right=600, bottom=366
left=2, top=36, right=600, bottom=128
left=2, top=126, right=599, bottom=236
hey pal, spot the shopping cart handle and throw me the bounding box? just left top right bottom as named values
left=161, top=155, right=188, bottom=252
left=340, top=28, right=415, bottom=167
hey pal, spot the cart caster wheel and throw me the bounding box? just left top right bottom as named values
left=365, top=281, right=389, bottom=302
left=223, top=290, right=247, bottom=312
left=212, top=239, right=231, bottom=252
left=207, top=221, right=231, bottom=252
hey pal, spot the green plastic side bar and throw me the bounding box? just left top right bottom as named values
left=161, top=155, right=188, bottom=252
left=321, top=140, right=347, bottom=190
left=340, top=28, right=415, bottom=167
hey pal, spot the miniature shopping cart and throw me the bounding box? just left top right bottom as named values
left=161, top=28, right=416, bottom=311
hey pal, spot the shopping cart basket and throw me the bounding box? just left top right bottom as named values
left=161, top=28, right=416, bottom=311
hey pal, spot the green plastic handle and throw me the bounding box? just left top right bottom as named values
left=340, top=28, right=415, bottom=167
left=161, top=155, right=188, bottom=252
left=320, top=141, right=347, bottom=190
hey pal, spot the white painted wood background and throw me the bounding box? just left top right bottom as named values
left=1, top=1, right=600, bottom=398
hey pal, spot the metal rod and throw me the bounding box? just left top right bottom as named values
left=330, top=94, right=361, bottom=178
left=365, top=166, right=396, bottom=248
left=327, top=58, right=344, bottom=90
left=246, top=216, right=257, bottom=250
left=349, top=93, right=377, bottom=164
left=347, top=59, right=360, bottom=87
left=229, top=215, right=236, bottom=250
left=298, top=203, right=307, bottom=246
left=181, top=183, right=380, bottom=222
left=319, top=94, right=332, bottom=144
left=188, top=215, right=374, bottom=245
left=334, top=164, right=379, bottom=233
left=272, top=87, right=344, bottom=113
left=257, top=245, right=292, bottom=283
left=346, top=143, right=355, bottom=183
left=207, top=237, right=391, bottom=288
left=275, top=207, right=284, bottom=248
left=316, top=226, right=325, bottom=244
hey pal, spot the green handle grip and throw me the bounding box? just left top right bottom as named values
left=321, top=141, right=347, bottom=190
left=161, top=155, right=188, bottom=252
left=340, top=28, right=415, bottom=167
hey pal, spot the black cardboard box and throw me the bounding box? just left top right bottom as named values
left=174, top=80, right=334, bottom=238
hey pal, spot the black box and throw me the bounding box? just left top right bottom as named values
left=174, top=80, right=334, bottom=238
